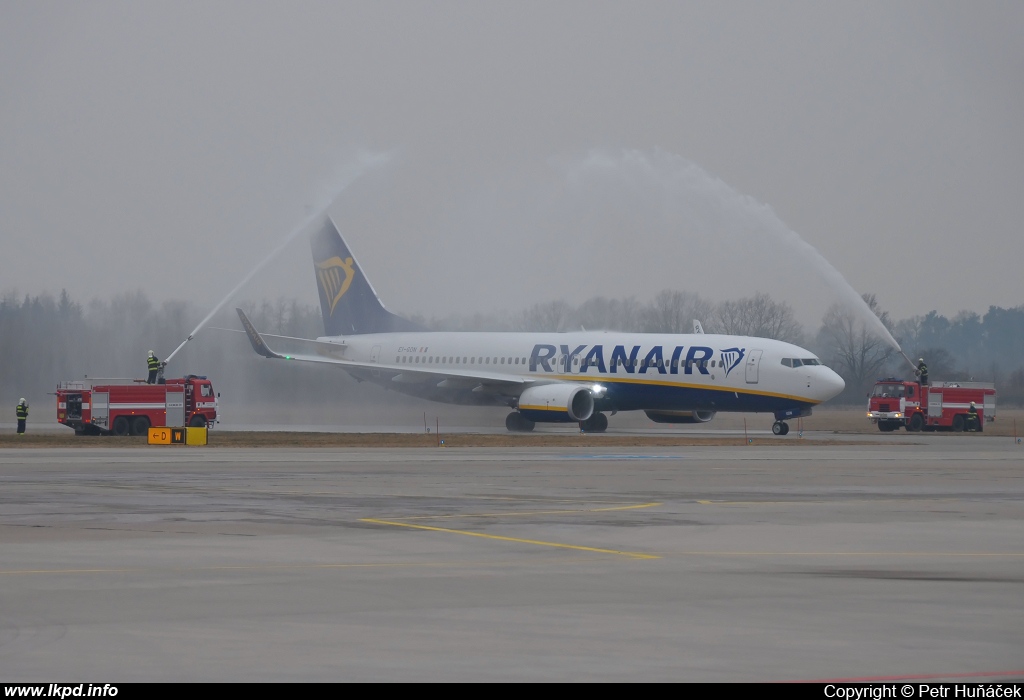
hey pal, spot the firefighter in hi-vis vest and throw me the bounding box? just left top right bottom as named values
left=147, top=351, right=161, bottom=384
left=967, top=401, right=979, bottom=431
left=16, top=398, right=28, bottom=435
left=916, top=358, right=929, bottom=386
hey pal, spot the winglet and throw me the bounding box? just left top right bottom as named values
left=236, top=308, right=283, bottom=359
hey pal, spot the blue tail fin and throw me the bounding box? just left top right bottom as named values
left=310, top=218, right=425, bottom=336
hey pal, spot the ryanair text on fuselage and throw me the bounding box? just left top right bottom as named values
left=396, top=343, right=746, bottom=377
left=528, top=343, right=744, bottom=376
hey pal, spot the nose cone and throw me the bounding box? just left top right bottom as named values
left=818, top=367, right=846, bottom=401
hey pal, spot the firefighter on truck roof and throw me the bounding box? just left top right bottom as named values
left=916, top=358, right=929, bottom=386
left=147, top=351, right=161, bottom=384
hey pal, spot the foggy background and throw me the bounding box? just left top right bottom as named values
left=3, top=288, right=1023, bottom=427
left=2, top=2, right=1023, bottom=424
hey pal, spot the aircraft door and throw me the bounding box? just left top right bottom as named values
left=370, top=344, right=381, bottom=377
left=567, top=352, right=584, bottom=375
left=557, top=354, right=569, bottom=375
left=745, top=349, right=763, bottom=384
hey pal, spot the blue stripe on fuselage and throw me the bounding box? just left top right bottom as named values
left=543, top=374, right=815, bottom=413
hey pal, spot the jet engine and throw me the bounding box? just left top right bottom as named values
left=517, top=384, right=595, bottom=423
left=644, top=410, right=716, bottom=424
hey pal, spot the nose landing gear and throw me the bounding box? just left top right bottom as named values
left=772, top=420, right=790, bottom=436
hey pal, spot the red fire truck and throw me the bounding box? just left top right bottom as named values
left=867, top=378, right=995, bottom=432
left=56, top=375, right=218, bottom=436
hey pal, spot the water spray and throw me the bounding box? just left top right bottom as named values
left=163, top=152, right=391, bottom=367
left=899, top=350, right=918, bottom=373
left=569, top=149, right=909, bottom=358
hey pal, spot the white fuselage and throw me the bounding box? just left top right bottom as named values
left=314, top=330, right=845, bottom=414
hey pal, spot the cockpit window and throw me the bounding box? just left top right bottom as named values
left=781, top=358, right=792, bottom=367
left=802, top=358, right=820, bottom=366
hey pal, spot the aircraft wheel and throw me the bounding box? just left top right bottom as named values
left=908, top=413, right=924, bottom=432
left=112, top=416, right=130, bottom=436
left=952, top=415, right=965, bottom=432
left=772, top=421, right=787, bottom=436
left=505, top=412, right=535, bottom=433
left=581, top=412, right=608, bottom=433
left=131, top=416, right=151, bottom=436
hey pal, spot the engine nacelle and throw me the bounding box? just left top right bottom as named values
left=517, top=384, right=594, bottom=423
left=644, top=410, right=716, bottom=424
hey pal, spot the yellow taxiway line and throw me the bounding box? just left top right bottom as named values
left=361, top=517, right=660, bottom=560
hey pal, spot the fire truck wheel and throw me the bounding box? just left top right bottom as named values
left=908, top=413, right=924, bottom=432
left=188, top=415, right=207, bottom=428
left=131, top=416, right=151, bottom=436
left=952, top=415, right=965, bottom=432
left=112, top=417, right=130, bottom=436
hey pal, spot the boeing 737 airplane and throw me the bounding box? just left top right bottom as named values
left=237, top=218, right=845, bottom=434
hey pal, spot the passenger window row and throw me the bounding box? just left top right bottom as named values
left=395, top=355, right=528, bottom=366
left=391, top=355, right=724, bottom=370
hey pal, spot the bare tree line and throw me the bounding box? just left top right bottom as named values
left=2, top=288, right=1023, bottom=411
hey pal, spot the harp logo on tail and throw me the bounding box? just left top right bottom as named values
left=316, top=256, right=356, bottom=315
left=719, top=348, right=746, bottom=378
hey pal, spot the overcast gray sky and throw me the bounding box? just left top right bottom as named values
left=2, top=1, right=1022, bottom=328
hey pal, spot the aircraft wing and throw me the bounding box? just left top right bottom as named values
left=236, top=308, right=533, bottom=386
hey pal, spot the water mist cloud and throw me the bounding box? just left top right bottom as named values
left=164, top=150, right=394, bottom=364
left=558, top=149, right=901, bottom=350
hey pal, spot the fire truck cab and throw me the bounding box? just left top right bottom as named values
left=867, top=378, right=995, bottom=433
left=56, top=375, right=218, bottom=436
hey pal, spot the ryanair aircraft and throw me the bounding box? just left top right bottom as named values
left=238, top=218, right=845, bottom=434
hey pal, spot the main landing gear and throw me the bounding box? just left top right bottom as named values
left=505, top=412, right=535, bottom=433
left=580, top=412, right=608, bottom=433
left=772, top=420, right=790, bottom=436
left=504, top=411, right=610, bottom=433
